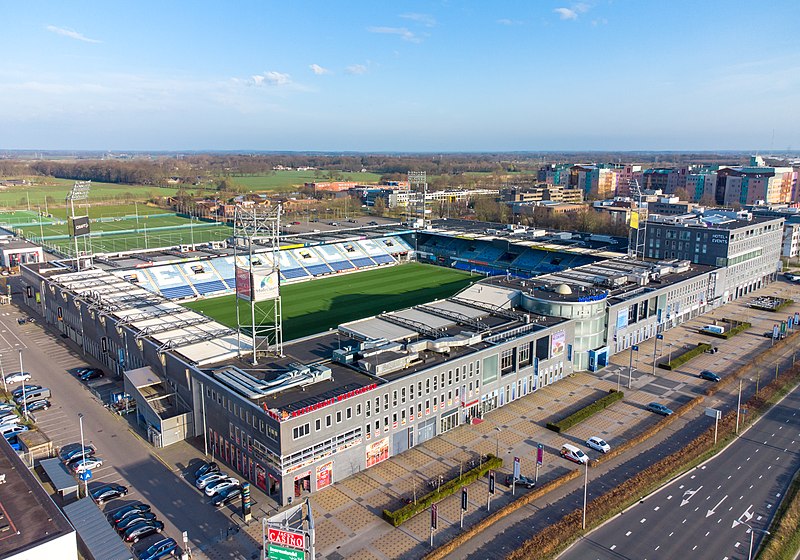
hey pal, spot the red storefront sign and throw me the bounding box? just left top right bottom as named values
left=268, top=527, right=305, bottom=550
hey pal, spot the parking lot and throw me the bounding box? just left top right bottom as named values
left=2, top=298, right=262, bottom=560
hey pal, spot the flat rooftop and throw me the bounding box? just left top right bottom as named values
left=0, top=437, right=73, bottom=557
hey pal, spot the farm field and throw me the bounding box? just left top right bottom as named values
left=183, top=262, right=476, bottom=341
left=228, top=170, right=382, bottom=192
left=0, top=177, right=184, bottom=209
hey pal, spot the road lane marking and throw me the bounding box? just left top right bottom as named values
left=706, top=495, right=727, bottom=517
left=640, top=518, right=646, bottom=523
left=625, top=531, right=632, bottom=536
left=610, top=545, right=616, bottom=550
left=653, top=506, right=659, bottom=511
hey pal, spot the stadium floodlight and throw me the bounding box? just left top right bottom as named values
left=67, top=181, right=91, bottom=201
left=66, top=181, right=92, bottom=271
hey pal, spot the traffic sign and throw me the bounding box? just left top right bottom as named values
left=656, top=333, right=664, bottom=340
left=79, top=470, right=92, bottom=481
left=268, top=544, right=305, bottom=560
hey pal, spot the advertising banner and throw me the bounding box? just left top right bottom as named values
left=550, top=330, right=566, bottom=356
left=616, top=309, right=628, bottom=330
left=268, top=527, right=305, bottom=550
left=630, top=211, right=639, bottom=230
left=316, top=461, right=333, bottom=491
left=513, top=456, right=520, bottom=479
left=253, top=269, right=280, bottom=302
left=268, top=544, right=305, bottom=560
left=235, top=266, right=252, bottom=301
left=536, top=443, right=544, bottom=466
left=366, top=437, right=389, bottom=468
left=70, top=216, right=90, bottom=237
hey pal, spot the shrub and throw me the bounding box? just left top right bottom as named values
left=545, top=390, right=623, bottom=433
left=700, top=322, right=751, bottom=339
left=382, top=455, right=502, bottom=527
left=658, top=342, right=711, bottom=370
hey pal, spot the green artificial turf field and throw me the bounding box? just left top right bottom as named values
left=183, top=262, right=477, bottom=341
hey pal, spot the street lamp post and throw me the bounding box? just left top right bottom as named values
left=736, top=379, right=743, bottom=435
left=0, top=354, right=6, bottom=394
left=582, top=459, right=589, bottom=530
left=78, top=413, right=88, bottom=496
left=740, top=522, right=770, bottom=560
left=495, top=427, right=501, bottom=457
left=19, top=350, right=27, bottom=420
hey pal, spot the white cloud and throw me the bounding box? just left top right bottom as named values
left=309, top=64, right=330, bottom=75
left=554, top=8, right=578, bottom=20
left=554, top=3, right=591, bottom=20
left=400, top=13, right=436, bottom=27
left=46, top=25, right=101, bottom=43
left=367, top=26, right=421, bottom=43
left=246, top=71, right=292, bottom=87
left=346, top=64, right=367, bottom=75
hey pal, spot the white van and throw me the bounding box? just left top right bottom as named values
left=560, top=443, right=589, bottom=464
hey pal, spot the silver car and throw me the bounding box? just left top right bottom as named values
left=205, top=478, right=239, bottom=497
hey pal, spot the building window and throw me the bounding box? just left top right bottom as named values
left=336, top=410, right=342, bottom=423
left=315, top=418, right=321, bottom=431
left=356, top=403, right=362, bottom=416
left=366, top=400, right=371, bottom=418
left=326, top=415, right=332, bottom=427
left=384, top=394, right=389, bottom=409
left=346, top=407, right=352, bottom=420
left=393, top=390, right=398, bottom=408
left=401, top=387, right=406, bottom=404
left=501, top=348, right=514, bottom=373
left=292, top=423, right=310, bottom=440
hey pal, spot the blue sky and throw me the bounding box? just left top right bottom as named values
left=2, top=1, right=799, bottom=151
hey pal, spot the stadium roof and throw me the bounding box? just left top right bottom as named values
left=35, top=265, right=247, bottom=365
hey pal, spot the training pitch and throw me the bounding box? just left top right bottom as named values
left=182, top=262, right=477, bottom=341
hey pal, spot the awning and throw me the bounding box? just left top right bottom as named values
left=62, top=498, right=133, bottom=560
left=39, top=457, right=79, bottom=497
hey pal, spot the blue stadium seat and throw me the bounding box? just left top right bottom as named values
left=161, top=285, right=198, bottom=299
left=305, top=263, right=333, bottom=276
left=350, top=257, right=376, bottom=268
left=372, top=254, right=395, bottom=265
left=193, top=280, right=228, bottom=295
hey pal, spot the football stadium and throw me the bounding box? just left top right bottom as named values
left=17, top=205, right=784, bottom=507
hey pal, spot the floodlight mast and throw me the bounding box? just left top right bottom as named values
left=66, top=181, right=92, bottom=271
left=233, top=203, right=283, bottom=365
left=408, top=171, right=427, bottom=227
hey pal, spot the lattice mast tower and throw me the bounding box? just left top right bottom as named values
left=627, top=180, right=648, bottom=260
left=66, top=181, right=92, bottom=271
left=233, top=204, right=283, bottom=365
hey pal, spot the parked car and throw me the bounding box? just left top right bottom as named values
left=211, top=485, right=242, bottom=508
left=347, top=219, right=357, bottom=223
left=196, top=472, right=228, bottom=490
left=647, top=402, right=674, bottom=416
left=11, top=385, right=41, bottom=399
left=290, top=221, right=301, bottom=225
left=205, top=477, right=239, bottom=497
left=586, top=436, right=611, bottom=453
left=1, top=424, right=28, bottom=438
left=699, top=370, right=721, bottom=382
left=23, top=399, right=50, bottom=413
left=138, top=537, right=178, bottom=560
left=70, top=457, right=103, bottom=474
left=90, top=483, right=128, bottom=505
left=368, top=221, right=379, bottom=226
left=60, top=444, right=96, bottom=463
left=194, top=461, right=219, bottom=479
left=108, top=503, right=150, bottom=524
left=4, top=372, right=31, bottom=384
left=0, top=412, right=19, bottom=425
left=504, top=474, right=536, bottom=488
left=123, top=520, right=164, bottom=543
left=14, top=388, right=50, bottom=404
left=80, top=369, right=104, bottom=381
left=0, top=402, right=15, bottom=413
left=116, top=512, right=158, bottom=532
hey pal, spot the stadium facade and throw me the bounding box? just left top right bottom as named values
left=18, top=218, right=783, bottom=506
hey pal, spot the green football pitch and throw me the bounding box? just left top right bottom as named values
left=182, top=262, right=477, bottom=341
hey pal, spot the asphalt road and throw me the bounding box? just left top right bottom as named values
left=3, top=299, right=260, bottom=559
left=561, top=383, right=800, bottom=560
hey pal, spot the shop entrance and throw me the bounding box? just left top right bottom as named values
left=294, top=472, right=311, bottom=497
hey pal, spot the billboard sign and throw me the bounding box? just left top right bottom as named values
left=431, top=504, right=438, bottom=529
left=550, top=330, right=566, bottom=356
left=70, top=216, right=90, bottom=237
left=365, top=437, right=389, bottom=468
left=461, top=488, right=468, bottom=511
left=488, top=471, right=496, bottom=495
left=316, top=461, right=332, bottom=491
left=513, top=456, right=521, bottom=479
left=235, top=266, right=251, bottom=301
left=268, top=544, right=305, bottom=560
left=536, top=443, right=544, bottom=466
left=253, top=269, right=280, bottom=302
left=267, top=528, right=305, bottom=550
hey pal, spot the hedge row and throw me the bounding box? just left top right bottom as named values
left=545, top=389, right=623, bottom=433
left=658, top=342, right=711, bottom=370
left=507, top=363, right=800, bottom=560
left=769, top=299, right=795, bottom=312
left=382, top=455, right=502, bottom=527
left=700, top=321, right=751, bottom=339
left=758, top=468, right=800, bottom=559
left=422, top=468, right=582, bottom=560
